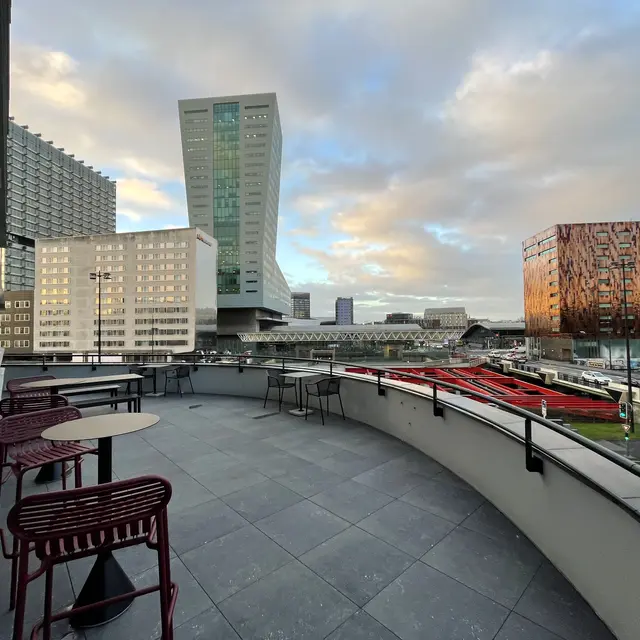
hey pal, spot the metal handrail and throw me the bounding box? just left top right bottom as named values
left=4, top=351, right=639, bottom=478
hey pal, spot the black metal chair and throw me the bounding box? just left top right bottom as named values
left=129, top=366, right=155, bottom=392
left=264, top=372, right=298, bottom=412
left=305, top=377, right=345, bottom=425
left=164, top=365, right=194, bottom=397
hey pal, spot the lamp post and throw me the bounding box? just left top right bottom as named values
left=610, top=259, right=636, bottom=433
left=89, top=270, right=111, bottom=363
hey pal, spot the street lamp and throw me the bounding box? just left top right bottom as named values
left=89, top=270, right=111, bottom=363
left=610, top=259, right=636, bottom=433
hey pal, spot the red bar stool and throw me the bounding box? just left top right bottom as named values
left=7, top=475, right=178, bottom=640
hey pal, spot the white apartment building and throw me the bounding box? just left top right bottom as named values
left=34, top=228, right=216, bottom=355
left=423, top=306, right=468, bottom=330
left=178, top=92, right=290, bottom=340
left=1, top=119, right=116, bottom=291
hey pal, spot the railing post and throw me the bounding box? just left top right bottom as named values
left=329, top=361, right=333, bottom=377
left=193, top=353, right=198, bottom=372
left=377, top=371, right=386, bottom=396
left=238, top=354, right=244, bottom=374
left=42, top=354, right=48, bottom=372
left=282, top=358, right=286, bottom=372
left=91, top=354, right=96, bottom=372
left=525, top=417, right=544, bottom=473
left=433, top=384, right=444, bottom=417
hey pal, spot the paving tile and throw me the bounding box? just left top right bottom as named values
left=390, top=450, right=444, bottom=478
left=358, top=500, right=455, bottom=558
left=286, top=440, right=346, bottom=463
left=173, top=449, right=238, bottom=478
left=83, top=558, right=211, bottom=640
left=219, top=561, right=356, bottom=640
left=300, top=527, right=414, bottom=606
left=400, top=478, right=485, bottom=523
left=422, top=526, right=542, bottom=608
left=222, top=479, right=303, bottom=522
left=353, top=460, right=427, bottom=497
left=181, top=525, right=293, bottom=603
left=255, top=499, right=350, bottom=556
left=365, top=562, right=509, bottom=640
left=317, top=450, right=384, bottom=477
left=462, top=502, right=535, bottom=547
left=169, top=498, right=248, bottom=555
left=275, top=463, right=345, bottom=497
left=164, top=471, right=216, bottom=515
left=326, top=610, right=401, bottom=640
left=192, top=462, right=268, bottom=497
left=242, top=450, right=313, bottom=478
left=514, top=563, right=615, bottom=640
left=310, top=480, right=394, bottom=523
left=349, top=439, right=412, bottom=463
left=432, top=468, right=477, bottom=491
left=494, top=612, right=564, bottom=640
left=170, top=607, right=241, bottom=640
left=262, top=430, right=319, bottom=450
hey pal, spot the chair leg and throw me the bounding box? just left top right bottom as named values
left=338, top=393, right=345, bottom=419
left=43, top=567, right=54, bottom=640
left=177, top=378, right=183, bottom=398
left=263, top=385, right=270, bottom=408
left=319, top=396, right=325, bottom=426
left=11, top=545, right=29, bottom=640
left=294, top=384, right=299, bottom=409
left=164, top=375, right=169, bottom=397
left=9, top=537, right=18, bottom=611
left=74, top=457, right=83, bottom=488
left=189, top=375, right=195, bottom=394
left=278, top=386, right=283, bottom=412
left=156, top=514, right=173, bottom=640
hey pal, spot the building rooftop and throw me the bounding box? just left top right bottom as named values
left=424, top=307, right=467, bottom=314
left=271, top=323, right=424, bottom=333
left=0, top=393, right=613, bottom=640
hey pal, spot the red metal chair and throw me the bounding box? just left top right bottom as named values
left=7, top=476, right=177, bottom=640
left=0, top=406, right=97, bottom=610
left=6, top=376, right=56, bottom=399
left=0, top=395, right=68, bottom=418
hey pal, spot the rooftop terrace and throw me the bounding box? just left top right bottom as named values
left=0, top=392, right=615, bottom=640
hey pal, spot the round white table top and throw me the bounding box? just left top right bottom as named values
left=42, top=412, right=159, bottom=442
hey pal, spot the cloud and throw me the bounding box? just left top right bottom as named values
left=10, top=1, right=640, bottom=321
left=117, top=178, right=177, bottom=210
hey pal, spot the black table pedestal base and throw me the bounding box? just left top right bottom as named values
left=70, top=552, right=135, bottom=628
left=34, top=462, right=63, bottom=484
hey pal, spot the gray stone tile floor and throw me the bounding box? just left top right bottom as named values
left=0, top=394, right=615, bottom=640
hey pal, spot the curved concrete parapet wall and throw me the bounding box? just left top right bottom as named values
left=4, top=362, right=640, bottom=639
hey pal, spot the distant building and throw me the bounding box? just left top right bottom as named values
left=2, top=120, right=116, bottom=291
left=335, top=297, right=354, bottom=325
left=291, top=292, right=311, bottom=319
left=34, top=228, right=216, bottom=355
left=0, top=289, right=34, bottom=355
left=523, top=222, right=640, bottom=337
left=423, top=307, right=468, bottom=330
left=384, top=312, right=415, bottom=325
left=178, top=92, right=290, bottom=344
left=0, top=0, right=10, bottom=251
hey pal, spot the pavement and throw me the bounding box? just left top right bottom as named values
left=0, top=393, right=614, bottom=640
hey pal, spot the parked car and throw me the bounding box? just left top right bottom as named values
left=581, top=371, right=612, bottom=385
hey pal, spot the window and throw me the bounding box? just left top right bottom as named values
left=523, top=244, right=536, bottom=252
left=0, top=341, right=11, bottom=348
left=186, top=137, right=207, bottom=143
left=596, top=231, right=609, bottom=237
left=14, top=340, right=30, bottom=348
left=600, top=315, right=612, bottom=320
left=599, top=291, right=610, bottom=297
left=596, top=244, right=608, bottom=249
left=4, top=301, right=10, bottom=309
left=14, top=327, right=30, bottom=335
left=550, top=315, right=560, bottom=320
left=619, top=255, right=632, bottom=260
left=549, top=269, right=558, bottom=275
left=184, top=108, right=208, bottom=114
left=15, top=300, right=31, bottom=309
left=550, top=292, right=559, bottom=298
left=619, top=243, right=632, bottom=249
left=244, top=104, right=269, bottom=110
left=538, top=234, right=556, bottom=245
left=549, top=280, right=558, bottom=286
left=538, top=247, right=556, bottom=257
left=598, top=268, right=609, bottom=273
left=617, top=231, right=631, bottom=237
left=598, top=279, right=609, bottom=285
left=599, top=303, right=611, bottom=308
left=550, top=304, right=559, bottom=309
left=549, top=258, right=557, bottom=264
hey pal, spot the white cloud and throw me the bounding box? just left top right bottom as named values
left=117, top=178, right=177, bottom=210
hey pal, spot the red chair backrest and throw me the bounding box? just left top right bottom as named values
left=7, top=376, right=56, bottom=398
left=0, top=394, right=69, bottom=418
left=0, top=405, right=81, bottom=446
left=7, top=475, right=172, bottom=560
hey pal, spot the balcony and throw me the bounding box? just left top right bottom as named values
left=0, top=360, right=635, bottom=639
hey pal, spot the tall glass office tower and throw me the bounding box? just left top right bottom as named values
left=179, top=92, right=290, bottom=338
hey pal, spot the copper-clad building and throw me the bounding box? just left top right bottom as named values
left=523, top=222, right=639, bottom=338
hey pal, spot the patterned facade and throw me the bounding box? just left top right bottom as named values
left=523, top=222, right=640, bottom=337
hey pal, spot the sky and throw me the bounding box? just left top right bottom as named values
left=8, top=0, right=640, bottom=322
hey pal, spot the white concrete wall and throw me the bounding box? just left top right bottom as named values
left=3, top=362, right=639, bottom=639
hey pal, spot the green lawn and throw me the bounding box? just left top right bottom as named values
left=569, top=422, right=636, bottom=441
